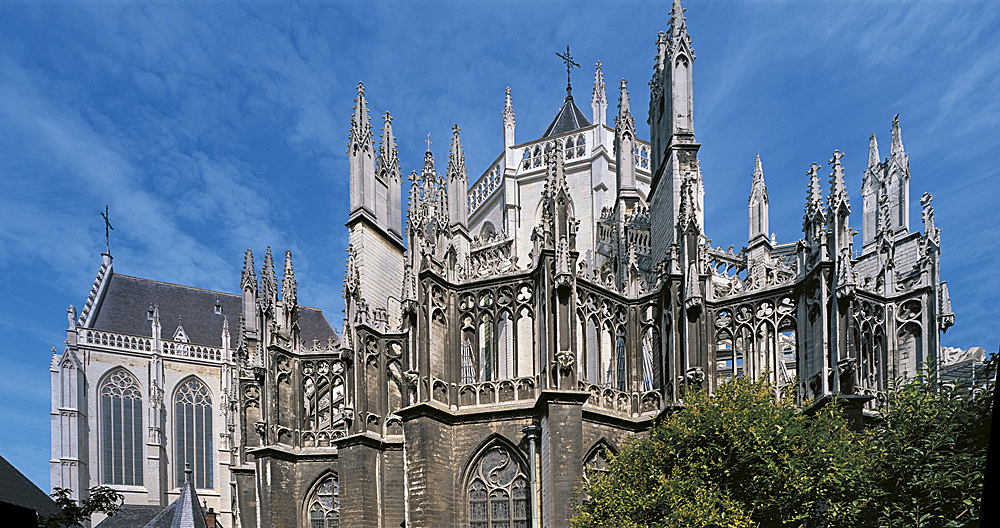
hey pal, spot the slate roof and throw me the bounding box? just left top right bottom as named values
left=541, top=94, right=591, bottom=138
left=0, top=454, right=60, bottom=518
left=90, top=273, right=337, bottom=348
left=94, top=505, right=164, bottom=528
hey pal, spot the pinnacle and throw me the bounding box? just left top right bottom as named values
left=890, top=114, right=904, bottom=158
left=618, top=79, right=630, bottom=114
left=592, top=61, right=606, bottom=107
left=868, top=133, right=880, bottom=169
left=753, top=153, right=763, bottom=182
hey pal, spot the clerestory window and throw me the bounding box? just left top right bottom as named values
left=100, top=369, right=143, bottom=486
left=174, top=378, right=213, bottom=489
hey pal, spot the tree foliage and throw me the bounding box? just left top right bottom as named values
left=39, top=486, right=123, bottom=528
left=870, top=355, right=996, bottom=527
left=573, top=359, right=994, bottom=528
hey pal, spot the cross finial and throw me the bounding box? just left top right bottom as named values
left=556, top=45, right=580, bottom=97
left=101, top=204, right=113, bottom=255
left=425, top=133, right=432, bottom=152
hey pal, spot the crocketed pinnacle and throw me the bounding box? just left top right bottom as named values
left=347, top=82, right=372, bottom=154
left=890, top=114, right=904, bottom=158
left=592, top=61, right=606, bottom=108
left=867, top=133, right=880, bottom=170
left=828, top=150, right=848, bottom=214
left=448, top=124, right=466, bottom=183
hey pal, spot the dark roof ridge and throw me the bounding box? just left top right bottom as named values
left=112, top=273, right=240, bottom=298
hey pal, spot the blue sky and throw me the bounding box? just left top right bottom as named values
left=1, top=0, right=998, bottom=490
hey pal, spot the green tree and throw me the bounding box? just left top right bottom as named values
left=870, top=355, right=995, bottom=527
left=573, top=376, right=878, bottom=528
left=39, top=486, right=123, bottom=528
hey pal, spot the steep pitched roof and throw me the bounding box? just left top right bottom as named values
left=541, top=95, right=591, bottom=138
left=141, top=468, right=208, bottom=528
left=89, top=273, right=337, bottom=347
left=0, top=454, right=60, bottom=518
left=94, top=505, right=164, bottom=528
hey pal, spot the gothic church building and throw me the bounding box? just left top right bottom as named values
left=52, top=2, right=966, bottom=527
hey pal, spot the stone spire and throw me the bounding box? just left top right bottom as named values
left=803, top=162, right=825, bottom=244
left=827, top=150, right=849, bottom=216
left=377, top=111, right=403, bottom=238
left=748, top=153, right=769, bottom=243
left=614, top=79, right=637, bottom=195
left=503, top=86, right=515, bottom=154
left=282, top=250, right=296, bottom=307
left=260, top=246, right=277, bottom=313
left=669, top=0, right=692, bottom=46
left=861, top=134, right=883, bottom=251
left=592, top=61, right=607, bottom=127
left=348, top=82, right=375, bottom=216
left=448, top=124, right=469, bottom=230
left=890, top=113, right=904, bottom=159
left=867, top=133, right=880, bottom=170
left=241, top=249, right=256, bottom=293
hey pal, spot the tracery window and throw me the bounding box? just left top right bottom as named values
left=100, top=369, right=143, bottom=486
left=307, top=475, right=340, bottom=528
left=576, top=134, right=586, bottom=158
left=467, top=446, right=530, bottom=528
left=174, top=378, right=213, bottom=489
left=615, top=328, right=627, bottom=391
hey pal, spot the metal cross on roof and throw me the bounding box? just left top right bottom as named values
left=101, top=204, right=113, bottom=255
left=556, top=45, right=580, bottom=96
left=425, top=133, right=432, bottom=152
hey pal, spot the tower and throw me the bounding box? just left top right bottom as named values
left=747, top=153, right=770, bottom=261
left=346, top=83, right=406, bottom=331
left=648, top=0, right=704, bottom=256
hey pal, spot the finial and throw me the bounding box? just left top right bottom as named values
left=505, top=86, right=512, bottom=110
left=101, top=205, right=113, bottom=255
left=754, top=153, right=763, bottom=179
left=556, top=45, right=580, bottom=97
left=425, top=133, right=432, bottom=152
left=184, top=463, right=192, bottom=482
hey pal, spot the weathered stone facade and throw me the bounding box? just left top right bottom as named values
left=52, top=2, right=979, bottom=527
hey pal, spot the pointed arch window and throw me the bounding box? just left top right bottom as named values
left=307, top=475, right=340, bottom=528
left=100, top=369, right=143, bottom=486
left=174, top=378, right=213, bottom=489
left=467, top=446, right=530, bottom=528
left=615, top=328, right=627, bottom=391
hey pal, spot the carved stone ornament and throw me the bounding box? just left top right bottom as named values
left=684, top=366, right=705, bottom=389
left=253, top=420, right=267, bottom=437
left=555, top=349, right=575, bottom=373
left=404, top=369, right=419, bottom=388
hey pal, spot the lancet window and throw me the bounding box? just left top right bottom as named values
left=100, top=369, right=143, bottom=486
left=459, top=284, right=534, bottom=384
left=577, top=288, right=630, bottom=388
left=714, top=296, right=796, bottom=387
left=306, top=475, right=340, bottom=528
left=467, top=445, right=530, bottom=528
left=174, top=378, right=213, bottom=488
left=303, top=360, right=346, bottom=433
left=853, top=298, right=887, bottom=399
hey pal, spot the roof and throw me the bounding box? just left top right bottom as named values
left=0, top=454, right=60, bottom=517
left=95, top=505, right=164, bottom=528
left=90, top=273, right=337, bottom=348
left=542, top=94, right=591, bottom=138
left=141, top=469, right=208, bottom=528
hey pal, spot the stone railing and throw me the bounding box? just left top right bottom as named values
left=457, top=376, right=537, bottom=408
left=578, top=381, right=662, bottom=417
left=162, top=341, right=223, bottom=361
left=83, top=330, right=152, bottom=352
left=81, top=330, right=222, bottom=361
left=468, top=162, right=503, bottom=215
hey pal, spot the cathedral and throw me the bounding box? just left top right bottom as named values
left=50, top=2, right=972, bottom=527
